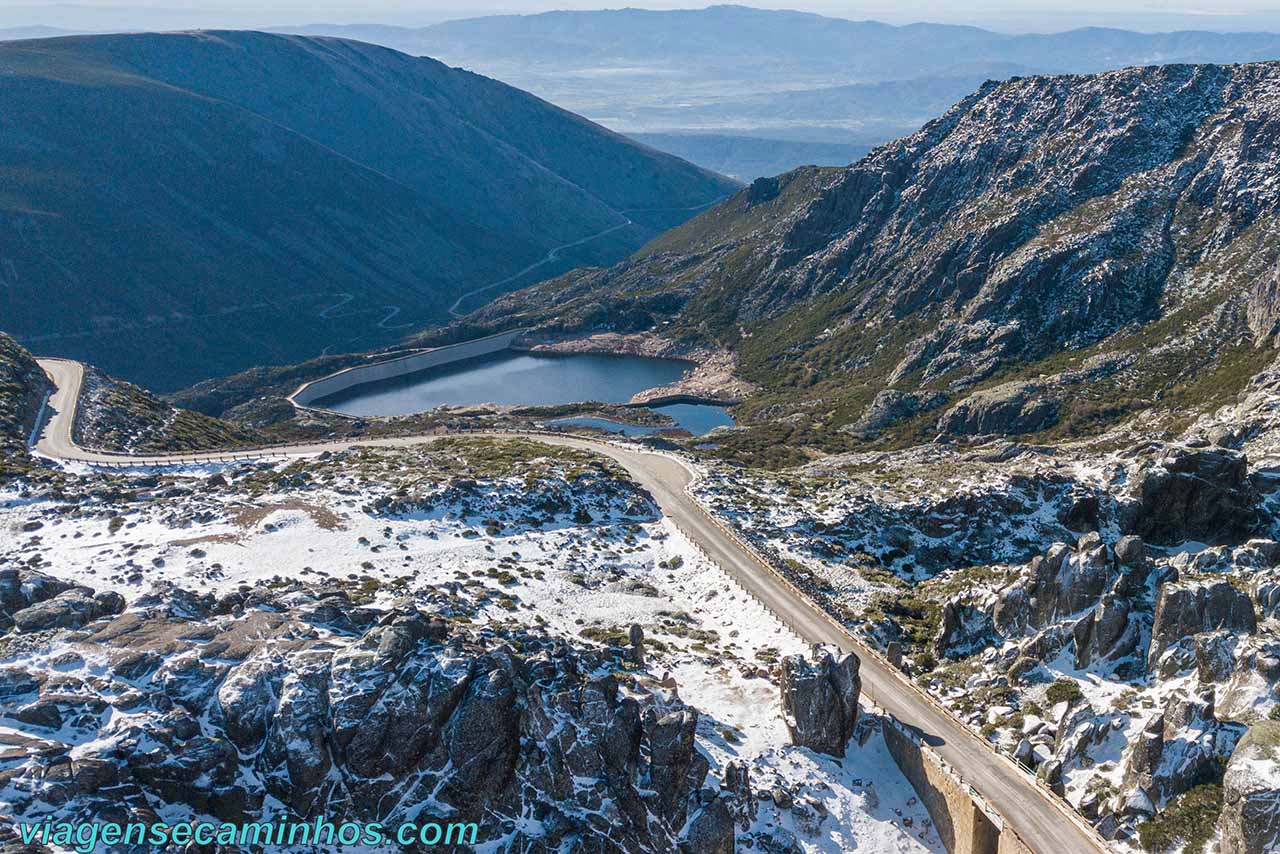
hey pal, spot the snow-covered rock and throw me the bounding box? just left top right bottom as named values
left=1221, top=721, right=1280, bottom=854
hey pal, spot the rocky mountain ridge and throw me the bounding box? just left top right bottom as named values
left=0, top=333, right=51, bottom=481
left=458, top=61, right=1280, bottom=465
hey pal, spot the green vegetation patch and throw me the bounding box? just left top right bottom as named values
left=1137, top=783, right=1223, bottom=854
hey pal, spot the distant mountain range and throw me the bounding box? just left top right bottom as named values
left=460, top=61, right=1280, bottom=458
left=0, top=31, right=735, bottom=390
left=284, top=7, right=1280, bottom=74
left=627, top=134, right=872, bottom=182
left=0, top=26, right=78, bottom=40
left=9, top=9, right=1280, bottom=181
left=277, top=5, right=1280, bottom=179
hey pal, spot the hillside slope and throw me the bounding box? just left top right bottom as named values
left=0, top=31, right=735, bottom=391
left=465, top=62, right=1280, bottom=462
left=0, top=333, right=51, bottom=466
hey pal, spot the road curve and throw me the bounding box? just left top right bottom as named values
left=32, top=358, right=1105, bottom=854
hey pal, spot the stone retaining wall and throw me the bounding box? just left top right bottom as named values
left=882, top=720, right=1038, bottom=854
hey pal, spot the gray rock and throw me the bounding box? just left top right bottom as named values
left=629, top=622, right=645, bottom=665
left=1149, top=579, right=1257, bottom=671
left=1221, top=721, right=1280, bottom=854
left=1114, top=536, right=1146, bottom=566
left=1078, top=790, right=1102, bottom=821
left=934, top=598, right=996, bottom=660
left=1220, top=637, right=1280, bottom=721
left=11, top=588, right=124, bottom=633
left=1253, top=572, right=1280, bottom=621
left=1123, top=690, right=1244, bottom=806
left=938, top=380, right=1060, bottom=436
left=682, top=797, right=735, bottom=854
left=1195, top=631, right=1239, bottom=683
left=779, top=648, right=861, bottom=757
left=722, top=761, right=755, bottom=831
left=1074, top=591, right=1142, bottom=671
left=1013, top=737, right=1034, bottom=766
left=1121, top=787, right=1156, bottom=819
left=847, top=388, right=945, bottom=436
left=0, top=568, right=78, bottom=632
left=1120, top=446, right=1257, bottom=546
left=995, top=540, right=1120, bottom=638
left=1037, top=758, right=1065, bottom=797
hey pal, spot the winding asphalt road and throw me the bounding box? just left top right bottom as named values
left=447, top=219, right=633, bottom=318
left=32, top=357, right=1105, bottom=854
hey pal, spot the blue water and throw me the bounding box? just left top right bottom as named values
left=551, top=417, right=659, bottom=437
left=319, top=351, right=733, bottom=435
left=554, top=403, right=734, bottom=437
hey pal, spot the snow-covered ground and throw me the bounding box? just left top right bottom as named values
left=1, top=445, right=942, bottom=853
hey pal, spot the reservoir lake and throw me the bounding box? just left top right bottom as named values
left=318, top=351, right=734, bottom=435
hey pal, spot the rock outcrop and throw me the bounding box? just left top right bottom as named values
left=993, top=535, right=1132, bottom=637
left=0, top=568, right=77, bottom=632
left=0, top=579, right=747, bottom=853
left=10, top=587, right=125, bottom=633
left=1220, top=636, right=1280, bottom=721
left=846, top=389, right=945, bottom=437
left=1122, top=690, right=1244, bottom=809
left=1148, top=578, right=1258, bottom=672
left=934, top=598, right=996, bottom=660
left=779, top=648, right=861, bottom=757
left=0, top=332, right=53, bottom=474
left=937, top=380, right=1059, bottom=436
left=1121, top=446, right=1257, bottom=546
left=1221, top=722, right=1280, bottom=854
left=1073, top=588, right=1144, bottom=671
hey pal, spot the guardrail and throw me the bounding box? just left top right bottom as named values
left=670, top=474, right=1113, bottom=853
left=47, top=424, right=1110, bottom=851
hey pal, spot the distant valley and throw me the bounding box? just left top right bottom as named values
left=628, top=133, right=871, bottom=182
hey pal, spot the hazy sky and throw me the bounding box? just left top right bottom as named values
left=5, top=2, right=1280, bottom=33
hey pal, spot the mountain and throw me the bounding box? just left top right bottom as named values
left=0, top=31, right=735, bottom=391
left=0, top=332, right=51, bottom=477
left=460, top=62, right=1280, bottom=462
left=279, top=6, right=1280, bottom=180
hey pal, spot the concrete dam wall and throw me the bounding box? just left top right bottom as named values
left=290, top=330, right=525, bottom=409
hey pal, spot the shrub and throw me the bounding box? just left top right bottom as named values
left=1137, top=784, right=1222, bottom=854
left=1045, top=680, right=1083, bottom=706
